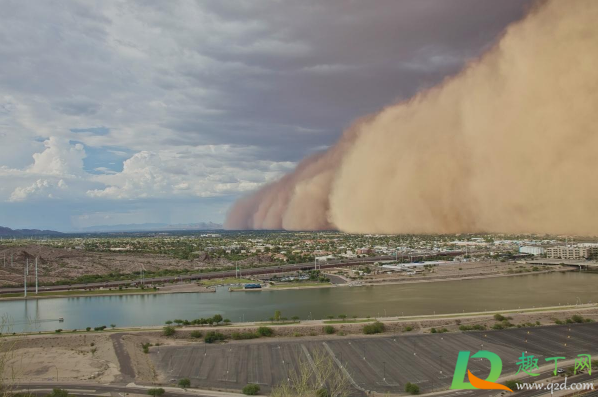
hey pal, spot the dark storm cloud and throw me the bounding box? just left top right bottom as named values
left=157, top=0, right=533, bottom=159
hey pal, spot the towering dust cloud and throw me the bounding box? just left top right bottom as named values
left=225, top=0, right=598, bottom=235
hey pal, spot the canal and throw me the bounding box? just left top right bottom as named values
left=1, top=271, right=596, bottom=332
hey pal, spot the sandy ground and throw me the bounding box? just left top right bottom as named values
left=2, top=333, right=120, bottom=383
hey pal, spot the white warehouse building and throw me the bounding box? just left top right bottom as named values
left=519, top=246, right=546, bottom=256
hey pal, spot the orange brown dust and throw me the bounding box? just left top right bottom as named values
left=225, top=0, right=598, bottom=236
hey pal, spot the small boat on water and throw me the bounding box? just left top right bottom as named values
left=58, top=317, right=64, bottom=322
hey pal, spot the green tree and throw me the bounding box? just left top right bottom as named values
left=291, top=316, right=300, bottom=322
left=212, top=314, right=223, bottom=324
left=338, top=315, right=347, bottom=321
left=178, top=378, right=191, bottom=389
left=274, top=310, right=282, bottom=322
left=110, top=324, right=116, bottom=329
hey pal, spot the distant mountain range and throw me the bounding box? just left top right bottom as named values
left=0, top=226, right=64, bottom=237
left=77, top=222, right=223, bottom=232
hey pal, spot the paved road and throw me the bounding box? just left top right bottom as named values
left=13, top=381, right=243, bottom=397
left=0, top=251, right=463, bottom=294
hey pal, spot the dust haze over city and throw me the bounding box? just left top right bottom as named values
left=2, top=1, right=598, bottom=397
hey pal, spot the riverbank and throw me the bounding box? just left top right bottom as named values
left=2, top=264, right=575, bottom=302
left=0, top=283, right=216, bottom=302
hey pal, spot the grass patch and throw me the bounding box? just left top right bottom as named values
left=199, top=278, right=255, bottom=287
left=270, top=282, right=330, bottom=289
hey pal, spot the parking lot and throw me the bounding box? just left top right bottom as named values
left=150, top=322, right=598, bottom=394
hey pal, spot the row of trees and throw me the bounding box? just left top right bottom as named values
left=165, top=314, right=230, bottom=326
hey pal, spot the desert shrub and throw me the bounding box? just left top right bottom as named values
left=147, top=388, right=165, bottom=397
left=242, top=384, right=260, bottom=395
left=323, top=325, right=335, bottom=334
left=190, top=330, right=203, bottom=339
left=46, top=388, right=69, bottom=397
left=504, top=380, right=521, bottom=390
left=257, top=326, right=274, bottom=337
left=231, top=332, right=259, bottom=340
left=178, top=378, right=191, bottom=388
left=204, top=331, right=226, bottom=343
left=163, top=326, right=176, bottom=336
left=571, top=315, right=584, bottom=323
left=142, top=342, right=151, bottom=353
left=405, top=382, right=420, bottom=395
left=363, top=321, right=385, bottom=335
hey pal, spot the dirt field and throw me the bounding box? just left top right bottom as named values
left=2, top=333, right=120, bottom=382
left=0, top=244, right=274, bottom=286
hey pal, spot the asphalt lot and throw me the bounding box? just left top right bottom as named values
left=150, top=322, right=598, bottom=395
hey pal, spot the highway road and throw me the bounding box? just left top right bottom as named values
left=13, top=381, right=244, bottom=397
left=0, top=251, right=463, bottom=295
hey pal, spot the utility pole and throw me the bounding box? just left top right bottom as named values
left=24, top=258, right=28, bottom=298
left=35, top=256, right=38, bottom=294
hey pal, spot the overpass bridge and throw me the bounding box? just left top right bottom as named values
left=525, top=258, right=598, bottom=270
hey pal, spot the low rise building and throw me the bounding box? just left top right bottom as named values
left=519, top=246, right=546, bottom=256
left=545, top=245, right=598, bottom=260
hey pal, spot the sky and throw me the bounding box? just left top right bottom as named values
left=0, top=0, right=532, bottom=231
